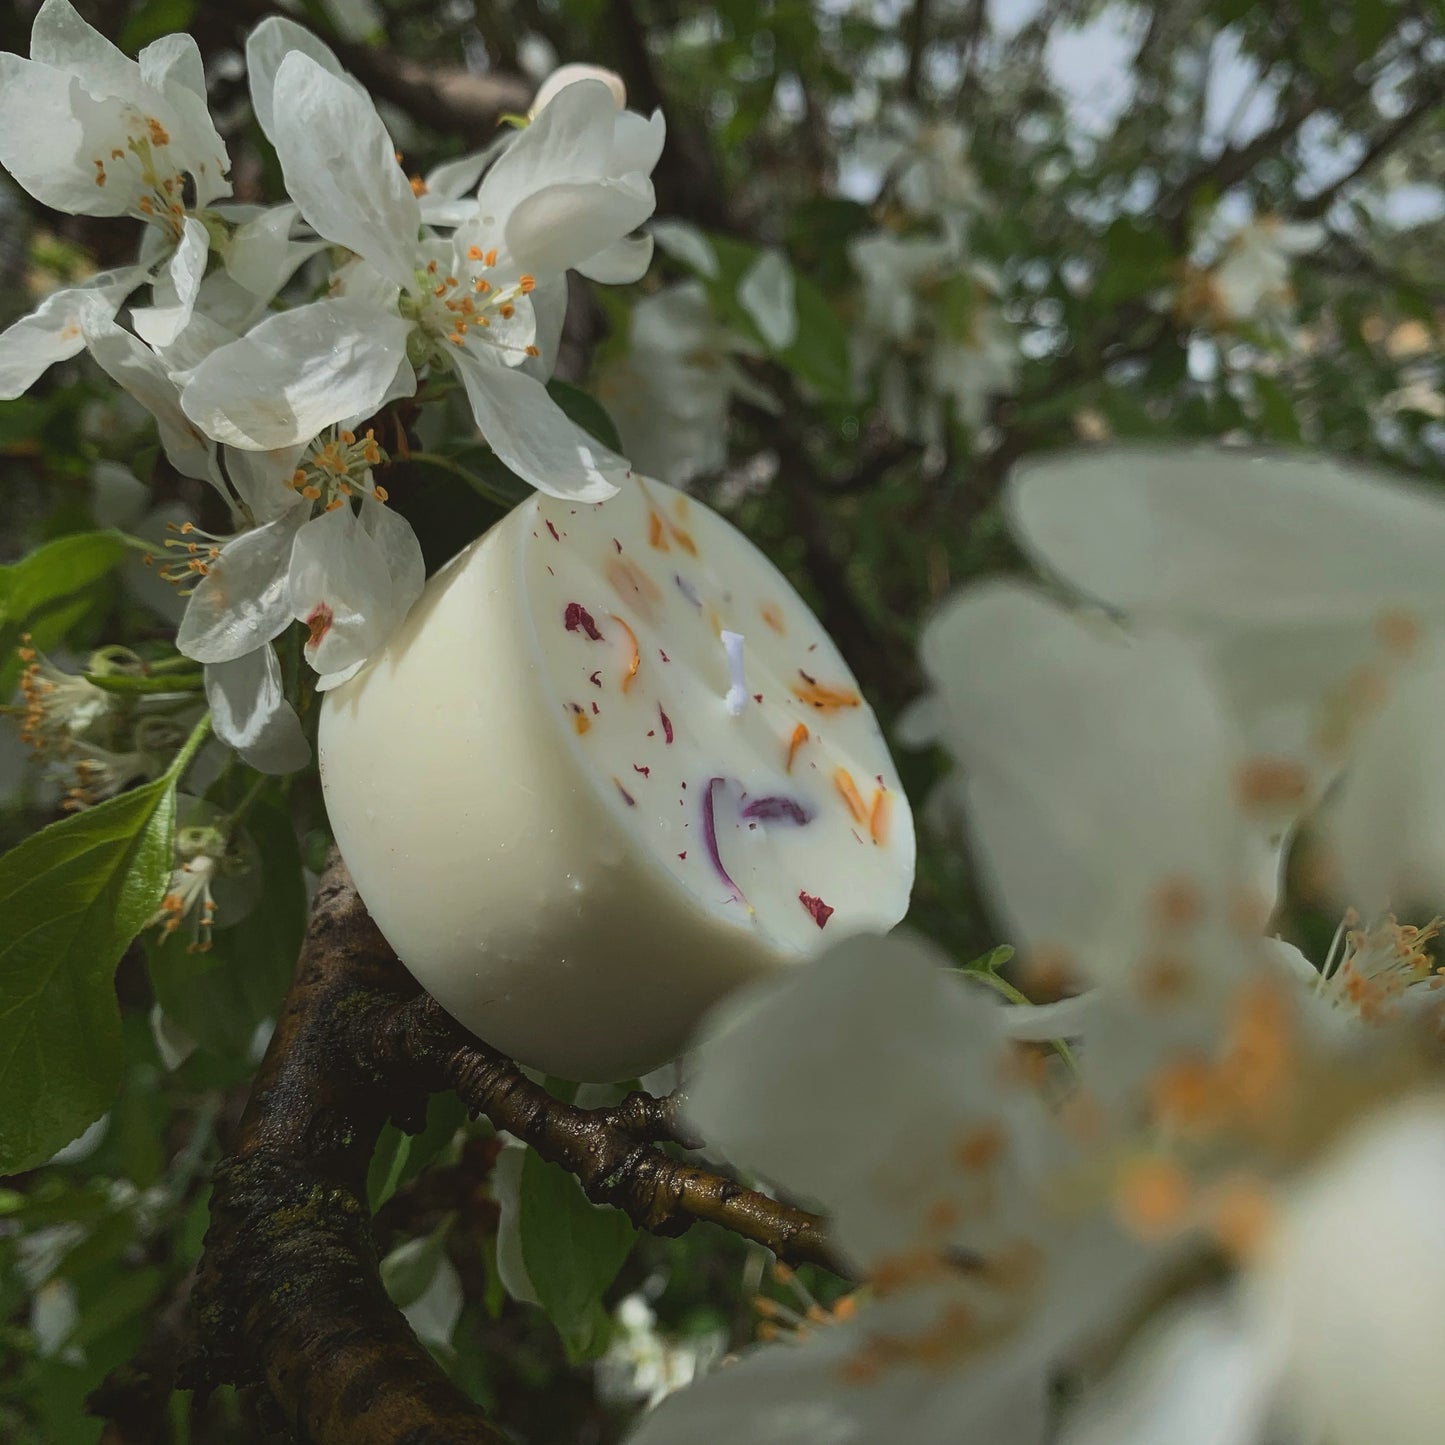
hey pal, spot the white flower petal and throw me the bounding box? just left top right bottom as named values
left=1059, top=1299, right=1272, bottom=1445
left=532, top=64, right=626, bottom=114
left=177, top=509, right=307, bottom=663
left=84, top=315, right=219, bottom=485
left=224, top=202, right=327, bottom=305
left=688, top=932, right=1022, bottom=1267
left=1260, top=1096, right=1445, bottom=1445
left=132, top=215, right=209, bottom=348
left=271, top=51, right=420, bottom=291
left=244, top=16, right=354, bottom=145
left=1007, top=447, right=1445, bottom=626
left=31, top=0, right=134, bottom=90
left=137, top=32, right=206, bottom=99
left=504, top=175, right=656, bottom=276
left=919, top=581, right=1253, bottom=985
left=422, top=137, right=508, bottom=202
left=204, top=649, right=311, bottom=774
left=610, top=108, right=666, bottom=176
left=288, top=505, right=394, bottom=678
left=575, top=232, right=654, bottom=284
left=180, top=299, right=415, bottom=451
left=0, top=268, right=142, bottom=399
left=1322, top=648, right=1445, bottom=912
left=223, top=444, right=308, bottom=525
left=359, top=494, right=424, bottom=616
left=649, top=219, right=720, bottom=278
left=0, top=59, right=97, bottom=214
left=738, top=248, right=798, bottom=351
left=453, top=350, right=628, bottom=502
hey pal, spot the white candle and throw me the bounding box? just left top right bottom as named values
left=319, top=475, right=915, bottom=1080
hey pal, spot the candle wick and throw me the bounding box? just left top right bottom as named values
left=722, top=630, right=749, bottom=716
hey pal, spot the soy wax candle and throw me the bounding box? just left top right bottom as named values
left=319, top=475, right=915, bottom=1081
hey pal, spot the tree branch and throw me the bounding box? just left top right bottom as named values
left=180, top=852, right=840, bottom=1444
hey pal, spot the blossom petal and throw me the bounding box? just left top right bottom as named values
left=179, top=299, right=414, bottom=451
left=1261, top=1097, right=1445, bottom=1445
left=477, top=78, right=618, bottom=223
left=1322, top=648, right=1445, bottom=912
left=574, top=232, right=654, bottom=284
left=1059, top=1300, right=1272, bottom=1445
left=1007, top=447, right=1445, bottom=625
left=132, top=215, right=209, bottom=347
left=359, top=495, right=425, bottom=617
left=738, top=248, right=798, bottom=350
left=204, top=650, right=311, bottom=774
left=918, top=581, right=1255, bottom=986
left=0, top=269, right=142, bottom=399
left=288, top=504, right=395, bottom=680
left=687, top=931, right=1022, bottom=1267
left=453, top=350, right=628, bottom=502
left=84, top=314, right=218, bottom=484
left=137, top=32, right=206, bottom=99
left=0, top=59, right=98, bottom=214
left=649, top=219, right=720, bottom=278
left=271, top=51, right=420, bottom=290
left=177, top=509, right=307, bottom=664
left=505, top=176, right=655, bottom=275
left=224, top=203, right=327, bottom=305
left=31, top=0, right=135, bottom=91
left=244, top=16, right=354, bottom=145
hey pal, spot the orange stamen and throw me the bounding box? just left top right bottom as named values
left=793, top=679, right=861, bottom=711
left=868, top=787, right=889, bottom=844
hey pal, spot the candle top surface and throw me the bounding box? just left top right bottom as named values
left=519, top=474, right=915, bottom=955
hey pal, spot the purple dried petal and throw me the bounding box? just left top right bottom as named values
left=703, top=777, right=748, bottom=909
left=740, top=795, right=812, bottom=825
left=564, top=602, right=604, bottom=640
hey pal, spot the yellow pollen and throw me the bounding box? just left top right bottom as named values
left=138, top=195, right=154, bottom=213
left=467, top=245, right=484, bottom=261
left=483, top=248, right=498, bottom=267
left=1376, top=608, right=1421, bottom=654
left=1115, top=1157, right=1192, bottom=1239
left=1152, top=876, right=1205, bottom=930
left=110, top=147, right=124, bottom=160
left=785, top=722, right=809, bottom=772
left=433, top=283, right=448, bottom=298
left=146, top=117, right=170, bottom=145
left=410, top=175, right=427, bottom=196
left=372, top=484, right=389, bottom=502
left=499, top=303, right=515, bottom=319
left=301, top=485, right=321, bottom=501
left=519, top=274, right=536, bottom=292
left=1235, top=756, right=1310, bottom=812
left=473, top=277, right=491, bottom=293
left=340, top=430, right=355, bottom=445
left=426, top=259, right=438, bottom=275
left=524, top=344, right=540, bottom=357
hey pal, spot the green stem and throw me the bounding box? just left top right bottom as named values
left=224, top=771, right=271, bottom=835
left=964, top=968, right=1079, bottom=1075
left=165, top=712, right=212, bottom=787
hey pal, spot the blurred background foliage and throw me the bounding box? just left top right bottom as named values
left=0, top=0, right=1441, bottom=1439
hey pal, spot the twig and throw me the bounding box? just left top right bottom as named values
left=184, top=852, right=842, bottom=1444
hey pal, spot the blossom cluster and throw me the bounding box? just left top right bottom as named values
left=629, top=446, right=1445, bottom=1445
left=847, top=112, right=1020, bottom=447
left=0, top=0, right=663, bottom=771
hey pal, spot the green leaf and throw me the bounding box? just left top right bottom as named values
left=0, top=532, right=131, bottom=630
left=545, top=380, right=625, bottom=454
left=0, top=776, right=176, bottom=1175
left=518, top=1148, right=635, bottom=1361
left=0, top=532, right=131, bottom=695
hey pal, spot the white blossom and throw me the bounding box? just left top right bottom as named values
left=1059, top=1095, right=1445, bottom=1445
left=0, top=0, right=233, bottom=361
left=179, top=45, right=660, bottom=500
left=628, top=933, right=1160, bottom=1445
left=1180, top=216, right=1323, bottom=330
left=1006, top=446, right=1445, bottom=914
left=849, top=228, right=1018, bottom=443
left=596, top=281, right=775, bottom=486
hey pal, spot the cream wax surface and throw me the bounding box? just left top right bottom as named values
left=320, top=475, right=914, bottom=1081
